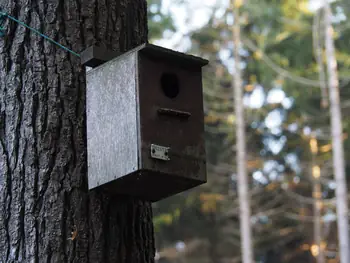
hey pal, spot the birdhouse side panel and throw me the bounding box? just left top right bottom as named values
left=86, top=53, right=140, bottom=190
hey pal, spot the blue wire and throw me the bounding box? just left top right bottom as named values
left=0, top=13, right=5, bottom=37
left=0, top=11, right=80, bottom=57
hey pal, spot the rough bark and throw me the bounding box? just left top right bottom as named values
left=231, top=1, right=254, bottom=263
left=0, top=0, right=154, bottom=263
left=323, top=2, right=350, bottom=263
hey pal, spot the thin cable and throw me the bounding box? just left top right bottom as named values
left=0, top=11, right=80, bottom=57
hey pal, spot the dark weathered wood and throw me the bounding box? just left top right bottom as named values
left=0, top=0, right=154, bottom=262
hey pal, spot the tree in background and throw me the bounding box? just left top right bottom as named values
left=0, top=0, right=154, bottom=262
left=232, top=0, right=254, bottom=262
left=323, top=1, right=349, bottom=262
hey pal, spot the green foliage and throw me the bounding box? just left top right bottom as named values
left=148, top=0, right=176, bottom=41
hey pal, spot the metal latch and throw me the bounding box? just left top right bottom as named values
left=151, top=144, right=170, bottom=161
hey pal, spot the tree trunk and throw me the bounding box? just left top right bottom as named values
left=312, top=8, right=328, bottom=109
left=323, top=2, right=350, bottom=263
left=232, top=1, right=254, bottom=263
left=310, top=136, right=324, bottom=263
left=0, top=1, right=154, bottom=263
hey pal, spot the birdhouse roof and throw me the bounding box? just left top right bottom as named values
left=137, top=43, right=209, bottom=68
left=81, top=43, right=209, bottom=69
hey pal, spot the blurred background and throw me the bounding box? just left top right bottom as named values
left=147, top=1, right=350, bottom=262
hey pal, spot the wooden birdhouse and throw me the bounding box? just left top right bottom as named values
left=81, top=43, right=208, bottom=202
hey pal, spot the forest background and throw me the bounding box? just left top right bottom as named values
left=148, top=1, right=350, bottom=262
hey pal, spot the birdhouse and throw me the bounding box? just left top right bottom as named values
left=81, top=44, right=208, bottom=202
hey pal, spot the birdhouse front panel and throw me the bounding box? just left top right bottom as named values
left=137, top=51, right=207, bottom=185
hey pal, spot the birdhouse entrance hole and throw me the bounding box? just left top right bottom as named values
left=161, top=73, right=180, bottom=99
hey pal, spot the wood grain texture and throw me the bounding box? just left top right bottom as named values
left=0, top=0, right=154, bottom=262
